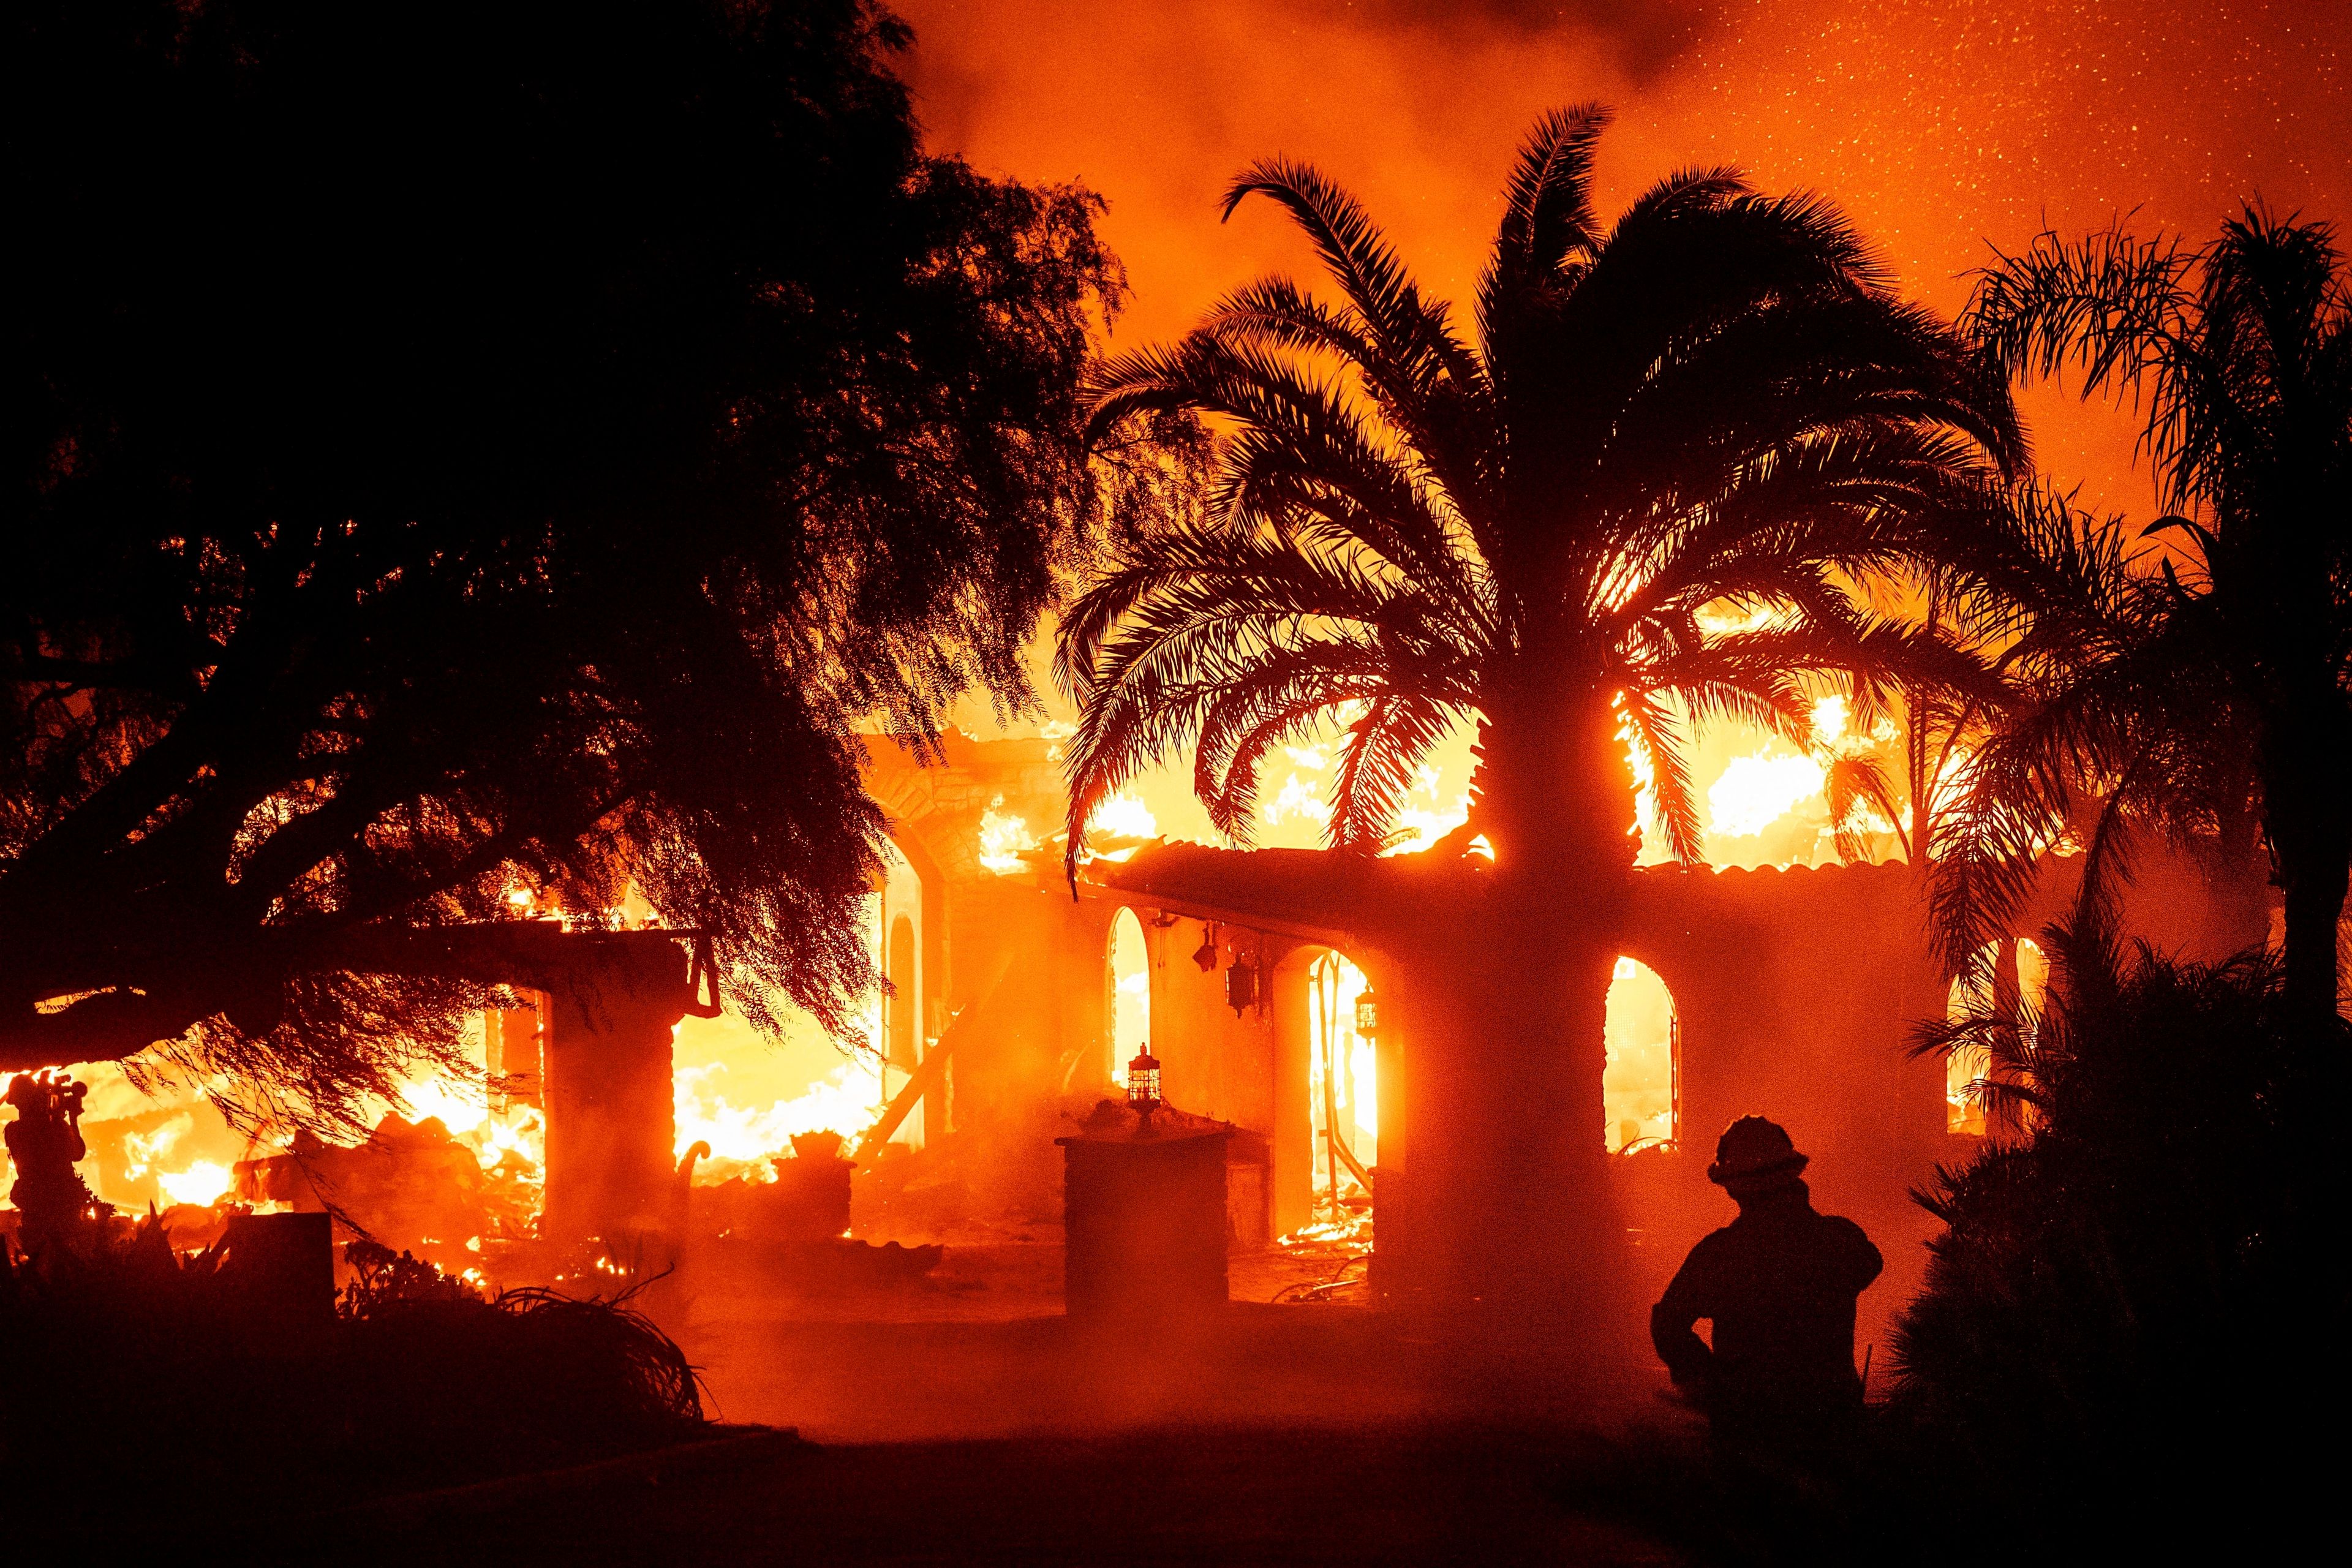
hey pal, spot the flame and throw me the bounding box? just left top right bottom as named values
left=978, top=794, right=1037, bottom=874
left=1605, top=956, right=1676, bottom=1152
left=1619, top=701, right=1659, bottom=850
left=1278, top=1210, right=1374, bottom=1253
left=1262, top=771, right=1331, bottom=831
left=1706, top=750, right=1828, bottom=839
left=1698, top=695, right=1886, bottom=846
left=393, top=1069, right=547, bottom=1187
left=1810, top=693, right=1852, bottom=744
left=157, top=1159, right=232, bottom=1207
left=1696, top=600, right=1777, bottom=636
left=673, top=1058, right=883, bottom=1167
left=1385, top=763, right=1473, bottom=855
left=1305, top=951, right=1376, bottom=1204
left=121, top=1112, right=194, bottom=1184
left=1090, top=792, right=1158, bottom=840
left=1946, top=937, right=2050, bottom=1136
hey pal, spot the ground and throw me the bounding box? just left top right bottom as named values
left=243, top=1243, right=1697, bottom=1563
left=325, top=1423, right=1687, bottom=1566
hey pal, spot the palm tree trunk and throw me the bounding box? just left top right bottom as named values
left=2207, top=790, right=2277, bottom=958
left=1414, top=682, right=1635, bottom=1332
left=2262, top=696, right=2352, bottom=1020
left=2272, top=809, right=2348, bottom=1020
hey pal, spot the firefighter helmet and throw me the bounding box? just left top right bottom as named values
left=1707, top=1115, right=1809, bottom=1186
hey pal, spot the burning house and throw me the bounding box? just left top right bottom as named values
left=3, top=724, right=2267, bottom=1347
left=833, top=729, right=2269, bottom=1346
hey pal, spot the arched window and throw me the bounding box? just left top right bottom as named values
left=1605, top=957, right=1678, bottom=1152
left=869, top=837, right=925, bottom=1146
left=1108, top=907, right=1150, bottom=1084
left=1946, top=937, right=2048, bottom=1136
left=886, top=916, right=918, bottom=1071
left=1303, top=950, right=1376, bottom=1223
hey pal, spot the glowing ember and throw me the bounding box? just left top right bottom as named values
left=1277, top=1208, right=1374, bottom=1254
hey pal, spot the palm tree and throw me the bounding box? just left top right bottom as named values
left=1055, top=106, right=2023, bottom=1299
left=1928, top=487, right=2272, bottom=984
left=1951, top=208, right=2352, bottom=1017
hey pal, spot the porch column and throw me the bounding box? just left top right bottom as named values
left=540, top=936, right=691, bottom=1247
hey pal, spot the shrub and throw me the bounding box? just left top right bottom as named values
left=1891, top=925, right=2348, bottom=1539
left=0, top=1226, right=707, bottom=1512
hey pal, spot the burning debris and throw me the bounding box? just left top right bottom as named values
left=234, top=1111, right=542, bottom=1281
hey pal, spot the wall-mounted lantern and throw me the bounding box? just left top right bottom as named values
left=1126, top=1048, right=1163, bottom=1116
left=1354, top=989, right=1380, bottom=1040
left=1225, top=960, right=1258, bottom=1017
left=1191, top=926, right=1219, bottom=972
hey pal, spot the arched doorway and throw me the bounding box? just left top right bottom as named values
left=1605, top=957, right=1678, bottom=1153
left=1107, top=906, right=1150, bottom=1086
left=1945, top=936, right=2049, bottom=1137
left=1305, top=950, right=1376, bottom=1221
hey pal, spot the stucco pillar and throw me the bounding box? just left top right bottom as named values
left=540, top=936, right=690, bottom=1247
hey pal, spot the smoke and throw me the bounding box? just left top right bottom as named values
left=890, top=0, right=1708, bottom=343
left=908, top=0, right=2350, bottom=841
left=1367, top=0, right=1721, bottom=81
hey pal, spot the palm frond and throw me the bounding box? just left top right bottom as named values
left=1328, top=690, right=1463, bottom=853
left=1620, top=691, right=1703, bottom=865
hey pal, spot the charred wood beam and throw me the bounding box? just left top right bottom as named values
left=854, top=950, right=1014, bottom=1160
left=1329, top=1124, right=1375, bottom=1193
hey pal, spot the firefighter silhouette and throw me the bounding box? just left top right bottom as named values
left=1650, top=1116, right=1882, bottom=1449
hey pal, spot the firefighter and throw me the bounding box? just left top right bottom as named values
left=1650, top=1116, right=1882, bottom=1452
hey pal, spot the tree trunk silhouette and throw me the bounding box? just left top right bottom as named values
left=1424, top=682, right=1635, bottom=1332
left=2261, top=679, right=2352, bottom=1020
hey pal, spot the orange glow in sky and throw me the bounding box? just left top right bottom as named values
left=912, top=0, right=2350, bottom=852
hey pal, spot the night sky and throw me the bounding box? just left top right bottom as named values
left=911, top=1, right=2350, bottom=848
left=902, top=0, right=2347, bottom=514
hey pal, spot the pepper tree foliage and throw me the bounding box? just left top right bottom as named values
left=4, top=0, right=1122, bottom=1134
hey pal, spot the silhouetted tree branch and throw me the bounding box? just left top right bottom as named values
left=4, top=0, right=1122, bottom=1133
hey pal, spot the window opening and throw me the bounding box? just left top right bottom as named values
left=1306, top=951, right=1376, bottom=1219
left=1605, top=956, right=1678, bottom=1153
left=1108, top=907, right=1150, bottom=1085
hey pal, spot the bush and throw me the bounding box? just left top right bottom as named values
left=1890, top=926, right=2349, bottom=1541
left=0, top=1226, right=707, bottom=1515
left=336, top=1241, right=704, bottom=1488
